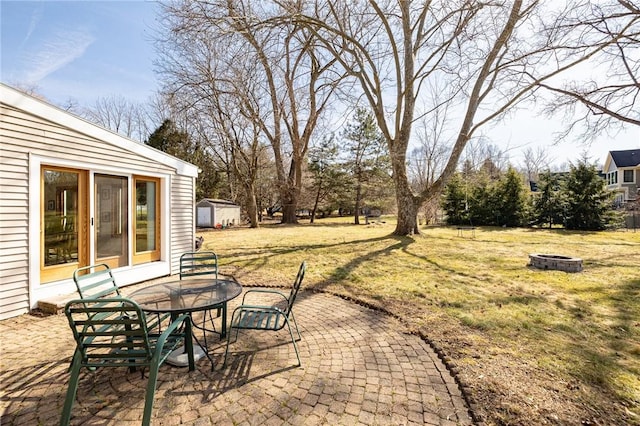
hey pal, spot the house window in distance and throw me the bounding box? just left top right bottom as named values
left=623, top=170, right=634, bottom=183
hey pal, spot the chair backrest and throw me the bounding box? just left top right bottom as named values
left=73, top=264, right=121, bottom=299
left=180, top=251, right=218, bottom=279
left=65, top=297, right=153, bottom=369
left=285, top=262, right=306, bottom=316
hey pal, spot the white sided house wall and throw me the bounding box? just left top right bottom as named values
left=0, top=84, right=199, bottom=320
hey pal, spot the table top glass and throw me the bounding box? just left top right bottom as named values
left=128, top=279, right=242, bottom=314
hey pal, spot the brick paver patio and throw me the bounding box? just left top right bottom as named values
left=0, top=286, right=473, bottom=425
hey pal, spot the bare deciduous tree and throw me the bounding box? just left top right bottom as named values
left=521, top=146, right=551, bottom=182
left=156, top=0, right=344, bottom=224
left=83, top=95, right=151, bottom=141
left=277, top=0, right=637, bottom=235
left=539, top=0, right=640, bottom=137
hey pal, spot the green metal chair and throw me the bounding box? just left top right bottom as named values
left=224, top=261, right=306, bottom=367
left=179, top=251, right=219, bottom=280
left=180, top=251, right=223, bottom=337
left=72, top=263, right=165, bottom=332
left=60, top=297, right=195, bottom=426
left=72, top=263, right=121, bottom=299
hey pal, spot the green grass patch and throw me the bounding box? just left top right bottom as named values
left=201, top=220, right=640, bottom=423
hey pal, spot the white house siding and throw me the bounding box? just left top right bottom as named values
left=170, top=174, right=196, bottom=272
left=0, top=95, right=197, bottom=319
left=2, top=108, right=173, bottom=172
left=1, top=111, right=32, bottom=319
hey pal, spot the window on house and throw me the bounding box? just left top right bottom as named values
left=133, top=176, right=161, bottom=263
left=623, top=170, right=634, bottom=183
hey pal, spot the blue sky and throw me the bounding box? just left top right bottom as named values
left=1, top=1, right=160, bottom=106
left=1, top=1, right=638, bottom=167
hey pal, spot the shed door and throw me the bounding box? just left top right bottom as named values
left=197, top=206, right=212, bottom=227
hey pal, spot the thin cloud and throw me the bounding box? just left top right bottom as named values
left=22, top=5, right=43, bottom=47
left=23, top=28, right=95, bottom=83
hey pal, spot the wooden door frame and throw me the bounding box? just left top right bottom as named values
left=40, top=166, right=88, bottom=283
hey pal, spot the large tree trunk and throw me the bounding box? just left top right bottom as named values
left=394, top=179, right=420, bottom=235
left=245, top=185, right=259, bottom=228
left=280, top=186, right=299, bottom=224
left=280, top=156, right=302, bottom=224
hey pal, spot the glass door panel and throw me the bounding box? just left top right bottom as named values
left=41, top=167, right=87, bottom=283
left=95, top=174, right=128, bottom=268
left=133, top=176, right=161, bottom=263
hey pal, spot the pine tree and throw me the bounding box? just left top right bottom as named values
left=442, top=173, right=469, bottom=225
left=146, top=120, right=220, bottom=199
left=563, top=160, right=613, bottom=230
left=494, top=167, right=526, bottom=227
left=531, top=171, right=565, bottom=228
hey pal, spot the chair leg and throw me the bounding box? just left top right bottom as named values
left=289, top=311, right=302, bottom=341
left=284, top=317, right=301, bottom=367
left=142, top=362, right=160, bottom=426
left=60, top=350, right=83, bottom=426
left=223, top=313, right=239, bottom=367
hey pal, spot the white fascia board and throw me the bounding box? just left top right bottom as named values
left=1, top=83, right=199, bottom=177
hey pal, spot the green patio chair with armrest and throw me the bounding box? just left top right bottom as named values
left=180, top=251, right=223, bottom=337
left=223, top=261, right=306, bottom=367
left=73, top=263, right=166, bottom=331
left=60, top=297, right=195, bottom=426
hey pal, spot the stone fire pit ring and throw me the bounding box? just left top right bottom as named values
left=529, top=253, right=583, bottom=273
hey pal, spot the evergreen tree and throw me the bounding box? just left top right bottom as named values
left=494, top=167, right=526, bottom=227
left=469, top=174, right=495, bottom=225
left=147, top=119, right=190, bottom=158
left=442, top=173, right=468, bottom=225
left=531, top=171, right=565, bottom=228
left=307, top=135, right=350, bottom=222
left=563, top=160, right=613, bottom=230
left=146, top=120, right=221, bottom=200
left=342, top=108, right=391, bottom=224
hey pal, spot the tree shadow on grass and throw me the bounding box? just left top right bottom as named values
left=224, top=233, right=414, bottom=285
left=563, top=277, right=640, bottom=421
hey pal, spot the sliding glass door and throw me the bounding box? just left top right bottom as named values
left=95, top=174, right=128, bottom=268
left=41, top=167, right=88, bottom=283
left=41, top=166, right=162, bottom=283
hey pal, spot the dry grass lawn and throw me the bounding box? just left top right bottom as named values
left=200, top=217, right=640, bottom=425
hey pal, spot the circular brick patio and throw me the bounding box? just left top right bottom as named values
left=0, top=289, right=473, bottom=425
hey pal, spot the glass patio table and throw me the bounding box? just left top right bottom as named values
left=128, top=278, right=242, bottom=368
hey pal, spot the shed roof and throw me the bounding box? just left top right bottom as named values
left=199, top=198, right=239, bottom=206
left=610, top=149, right=640, bottom=168
left=0, top=83, right=199, bottom=177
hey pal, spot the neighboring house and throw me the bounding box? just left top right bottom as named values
left=196, top=199, right=241, bottom=228
left=603, top=149, right=640, bottom=207
left=0, top=84, right=199, bottom=320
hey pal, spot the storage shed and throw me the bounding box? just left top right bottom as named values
left=0, top=84, right=199, bottom=320
left=196, top=199, right=241, bottom=228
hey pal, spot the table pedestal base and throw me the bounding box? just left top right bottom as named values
left=166, top=343, right=206, bottom=367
